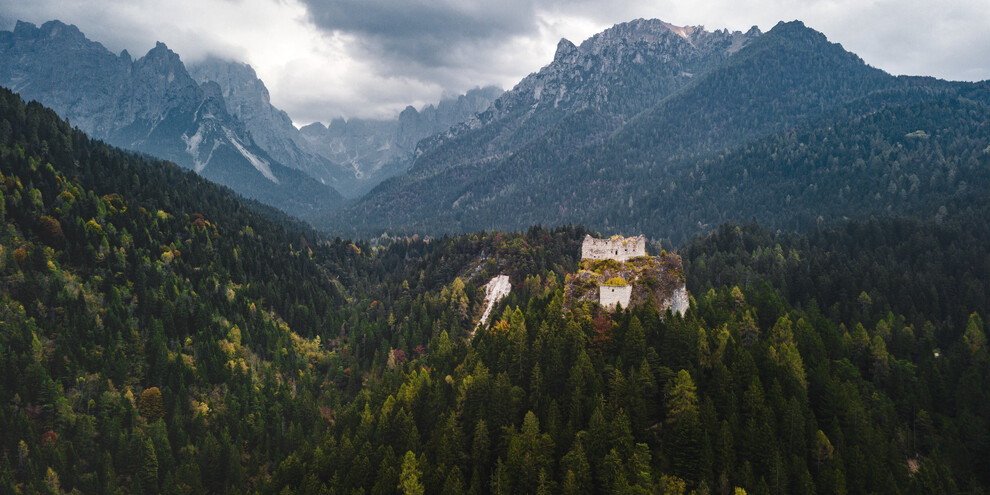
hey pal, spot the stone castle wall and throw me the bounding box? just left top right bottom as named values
left=599, top=285, right=632, bottom=310
left=582, top=235, right=647, bottom=262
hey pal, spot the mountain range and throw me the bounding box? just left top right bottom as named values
left=321, top=19, right=990, bottom=243
left=188, top=58, right=501, bottom=198
left=0, top=20, right=502, bottom=213
left=3, top=18, right=988, bottom=245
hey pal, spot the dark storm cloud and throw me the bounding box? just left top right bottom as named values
left=301, top=0, right=540, bottom=69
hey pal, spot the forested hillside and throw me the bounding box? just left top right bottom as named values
left=0, top=86, right=362, bottom=492
left=263, top=217, right=989, bottom=494
left=2, top=87, right=988, bottom=495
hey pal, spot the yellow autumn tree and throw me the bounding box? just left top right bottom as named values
left=139, top=387, right=164, bottom=422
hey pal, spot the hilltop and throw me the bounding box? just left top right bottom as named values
left=564, top=253, right=687, bottom=313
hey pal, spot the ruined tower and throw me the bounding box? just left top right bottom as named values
left=581, top=234, right=647, bottom=262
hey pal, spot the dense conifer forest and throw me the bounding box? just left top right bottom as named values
left=1, top=86, right=988, bottom=495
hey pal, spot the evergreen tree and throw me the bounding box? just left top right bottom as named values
left=399, top=451, right=425, bottom=495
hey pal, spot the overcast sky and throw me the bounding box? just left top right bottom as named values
left=2, top=0, right=988, bottom=125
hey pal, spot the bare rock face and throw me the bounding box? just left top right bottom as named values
left=187, top=58, right=343, bottom=190
left=665, top=286, right=690, bottom=316
left=475, top=274, right=512, bottom=332
left=0, top=21, right=131, bottom=136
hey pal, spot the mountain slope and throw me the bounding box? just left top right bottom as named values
left=315, top=19, right=772, bottom=234
left=187, top=58, right=346, bottom=188
left=0, top=20, right=341, bottom=219
left=0, top=86, right=361, bottom=492
left=407, top=19, right=759, bottom=181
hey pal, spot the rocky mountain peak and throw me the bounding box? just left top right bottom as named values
left=187, top=56, right=354, bottom=193
left=38, top=20, right=87, bottom=41
left=9, top=20, right=108, bottom=53
left=12, top=20, right=36, bottom=36
left=11, top=19, right=80, bottom=41
left=764, top=20, right=828, bottom=45
left=473, top=17, right=755, bottom=131
left=581, top=18, right=698, bottom=50
left=190, top=57, right=271, bottom=102
left=396, top=17, right=764, bottom=197
left=554, top=38, right=577, bottom=62
left=142, top=41, right=181, bottom=64
left=134, top=41, right=190, bottom=80
left=131, top=41, right=198, bottom=102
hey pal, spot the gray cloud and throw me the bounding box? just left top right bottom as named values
left=302, top=0, right=538, bottom=68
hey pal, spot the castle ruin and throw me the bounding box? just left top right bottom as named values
left=582, top=235, right=648, bottom=309
left=582, top=234, right=647, bottom=262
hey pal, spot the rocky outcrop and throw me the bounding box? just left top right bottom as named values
left=474, top=274, right=512, bottom=334
left=565, top=251, right=688, bottom=315
left=665, top=286, right=690, bottom=316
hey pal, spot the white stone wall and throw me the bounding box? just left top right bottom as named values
left=582, top=235, right=647, bottom=261
left=599, top=285, right=632, bottom=310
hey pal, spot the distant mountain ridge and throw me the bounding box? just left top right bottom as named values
left=321, top=20, right=990, bottom=241
left=0, top=20, right=342, bottom=219
left=298, top=85, right=503, bottom=197
left=0, top=19, right=505, bottom=207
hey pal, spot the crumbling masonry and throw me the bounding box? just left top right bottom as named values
left=582, top=235, right=647, bottom=309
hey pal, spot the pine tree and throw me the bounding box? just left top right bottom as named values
left=666, top=370, right=698, bottom=422
left=399, top=451, right=425, bottom=495
left=560, top=439, right=591, bottom=495
left=139, top=436, right=159, bottom=494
